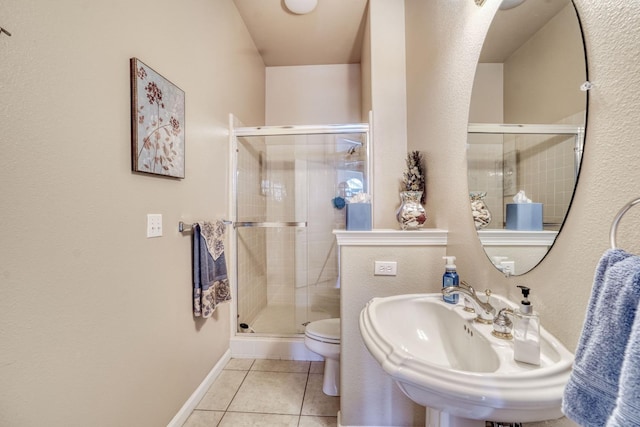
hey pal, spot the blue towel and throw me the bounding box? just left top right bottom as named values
left=562, top=248, right=640, bottom=426
left=193, top=221, right=231, bottom=318
left=608, top=297, right=640, bottom=426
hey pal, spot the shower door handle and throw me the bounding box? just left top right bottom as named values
left=234, top=221, right=308, bottom=228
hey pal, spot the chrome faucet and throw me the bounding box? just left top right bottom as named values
left=441, top=281, right=496, bottom=324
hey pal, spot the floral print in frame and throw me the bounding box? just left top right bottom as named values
left=130, top=58, right=185, bottom=178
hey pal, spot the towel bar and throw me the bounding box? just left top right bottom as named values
left=178, top=220, right=232, bottom=233
left=610, top=197, right=640, bottom=248
left=234, top=221, right=307, bottom=228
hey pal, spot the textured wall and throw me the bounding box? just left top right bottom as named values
left=406, top=0, right=640, bottom=425
left=0, top=1, right=265, bottom=426
left=339, top=242, right=446, bottom=426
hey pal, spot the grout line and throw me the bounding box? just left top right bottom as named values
left=221, top=365, right=251, bottom=413
left=187, top=359, right=338, bottom=427
left=299, top=366, right=311, bottom=419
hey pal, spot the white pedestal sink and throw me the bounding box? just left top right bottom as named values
left=359, top=293, right=573, bottom=427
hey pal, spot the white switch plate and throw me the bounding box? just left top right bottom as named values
left=147, top=214, right=163, bottom=238
left=374, top=261, right=397, bottom=276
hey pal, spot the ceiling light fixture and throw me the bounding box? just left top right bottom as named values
left=284, top=0, right=318, bottom=15
left=499, top=0, right=527, bottom=10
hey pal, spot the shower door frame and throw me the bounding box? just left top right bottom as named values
left=228, top=115, right=372, bottom=339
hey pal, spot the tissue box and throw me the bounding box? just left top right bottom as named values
left=346, top=204, right=372, bottom=231
left=506, top=203, right=543, bottom=231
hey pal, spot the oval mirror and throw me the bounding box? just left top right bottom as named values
left=467, top=0, right=587, bottom=275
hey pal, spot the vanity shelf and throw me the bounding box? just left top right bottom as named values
left=477, top=229, right=557, bottom=246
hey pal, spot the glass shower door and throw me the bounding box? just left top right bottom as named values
left=234, top=128, right=368, bottom=335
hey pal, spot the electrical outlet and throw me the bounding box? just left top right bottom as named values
left=147, top=214, right=163, bottom=238
left=501, top=260, right=515, bottom=275
left=374, top=261, right=397, bottom=276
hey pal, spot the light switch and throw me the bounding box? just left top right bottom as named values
left=147, top=214, right=163, bottom=238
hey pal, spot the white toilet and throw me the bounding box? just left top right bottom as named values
left=304, top=318, right=341, bottom=396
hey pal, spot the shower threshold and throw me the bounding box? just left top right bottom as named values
left=232, top=304, right=333, bottom=360
left=230, top=334, right=323, bottom=361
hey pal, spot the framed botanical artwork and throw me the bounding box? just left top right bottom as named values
left=130, top=58, right=185, bottom=178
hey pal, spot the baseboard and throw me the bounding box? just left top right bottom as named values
left=166, top=348, right=231, bottom=427
left=230, top=335, right=322, bottom=361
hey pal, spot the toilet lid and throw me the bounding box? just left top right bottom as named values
left=305, top=318, right=340, bottom=343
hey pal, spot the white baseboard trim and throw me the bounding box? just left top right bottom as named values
left=166, top=348, right=231, bottom=427
left=230, top=335, right=322, bottom=361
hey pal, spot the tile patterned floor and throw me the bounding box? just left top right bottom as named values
left=182, top=359, right=339, bottom=427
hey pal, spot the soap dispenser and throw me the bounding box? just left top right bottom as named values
left=513, top=285, right=540, bottom=365
left=442, top=256, right=459, bottom=304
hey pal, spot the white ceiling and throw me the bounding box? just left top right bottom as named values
left=233, top=0, right=569, bottom=67
left=233, top=0, right=369, bottom=66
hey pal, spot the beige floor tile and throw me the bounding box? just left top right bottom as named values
left=298, top=416, right=338, bottom=427
left=227, top=371, right=308, bottom=414
left=182, top=410, right=224, bottom=427
left=218, top=412, right=299, bottom=426
left=251, top=359, right=310, bottom=373
left=301, top=374, right=340, bottom=417
left=309, top=361, right=324, bottom=374
left=196, top=370, right=247, bottom=411
left=225, top=358, right=254, bottom=371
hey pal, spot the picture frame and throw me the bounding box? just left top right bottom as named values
left=503, top=150, right=517, bottom=196
left=130, top=58, right=185, bottom=178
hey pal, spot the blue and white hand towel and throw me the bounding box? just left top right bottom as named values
left=193, top=221, right=231, bottom=318
left=562, top=248, right=640, bottom=426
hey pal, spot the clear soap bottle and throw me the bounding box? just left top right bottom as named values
left=513, top=285, right=540, bottom=365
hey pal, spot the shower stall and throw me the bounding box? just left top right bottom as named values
left=228, top=117, right=371, bottom=340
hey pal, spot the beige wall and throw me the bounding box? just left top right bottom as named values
left=406, top=1, right=640, bottom=426
left=265, top=64, right=362, bottom=125
left=0, top=1, right=264, bottom=426
left=504, top=4, right=587, bottom=124
left=368, top=0, right=409, bottom=228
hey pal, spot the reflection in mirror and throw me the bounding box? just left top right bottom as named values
left=467, top=0, right=587, bottom=275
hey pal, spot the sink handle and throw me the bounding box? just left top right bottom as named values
left=460, top=281, right=492, bottom=298
left=492, top=308, right=514, bottom=340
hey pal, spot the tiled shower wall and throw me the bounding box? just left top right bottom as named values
left=236, top=137, right=267, bottom=328
left=265, top=137, right=342, bottom=320
left=505, top=134, right=575, bottom=227
left=468, top=111, right=584, bottom=229
left=504, top=111, right=584, bottom=228
left=467, top=134, right=505, bottom=229
left=265, top=144, right=297, bottom=308
left=236, top=134, right=346, bottom=332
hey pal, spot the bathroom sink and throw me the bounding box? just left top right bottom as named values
left=359, top=293, right=574, bottom=424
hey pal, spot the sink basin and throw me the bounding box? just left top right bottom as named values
left=359, top=293, right=574, bottom=424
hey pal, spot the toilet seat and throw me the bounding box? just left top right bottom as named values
left=305, top=318, right=340, bottom=344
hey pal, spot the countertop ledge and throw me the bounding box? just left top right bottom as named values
left=333, top=229, right=448, bottom=246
